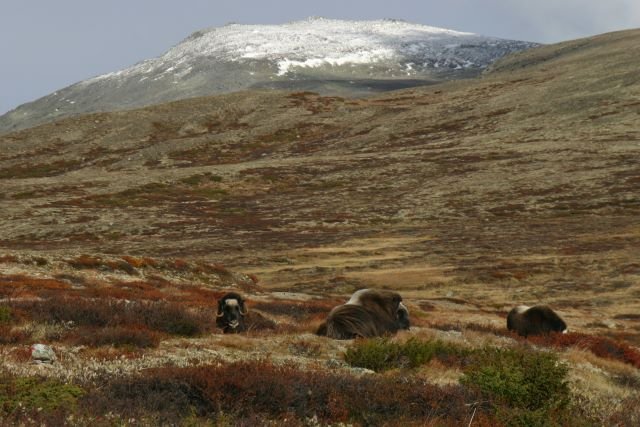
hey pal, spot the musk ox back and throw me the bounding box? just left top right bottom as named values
left=507, top=305, right=567, bottom=337
left=216, top=292, right=277, bottom=334
left=316, top=289, right=410, bottom=339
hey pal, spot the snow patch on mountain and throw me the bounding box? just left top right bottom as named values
left=0, top=17, right=538, bottom=135
left=86, top=17, right=533, bottom=84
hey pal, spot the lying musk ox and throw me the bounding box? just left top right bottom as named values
left=216, top=292, right=277, bottom=334
left=216, top=292, right=248, bottom=333
left=507, top=305, right=567, bottom=337
left=316, top=289, right=410, bottom=339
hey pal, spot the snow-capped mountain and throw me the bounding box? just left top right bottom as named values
left=0, top=18, right=538, bottom=134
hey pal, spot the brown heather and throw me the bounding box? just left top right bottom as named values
left=80, top=360, right=490, bottom=426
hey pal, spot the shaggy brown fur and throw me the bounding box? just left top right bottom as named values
left=216, top=292, right=277, bottom=334
left=216, top=292, right=248, bottom=334
left=316, top=289, right=410, bottom=339
left=507, top=305, right=567, bottom=337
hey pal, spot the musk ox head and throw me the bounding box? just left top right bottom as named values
left=216, top=292, right=248, bottom=333
left=507, top=305, right=567, bottom=337
left=316, top=289, right=410, bottom=340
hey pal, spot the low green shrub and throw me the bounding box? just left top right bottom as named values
left=0, top=305, right=11, bottom=323
left=0, top=376, right=84, bottom=415
left=345, top=339, right=578, bottom=425
left=344, top=337, right=471, bottom=372
left=343, top=338, right=401, bottom=371
left=461, top=346, right=571, bottom=426
left=462, top=346, right=569, bottom=410
left=180, top=173, right=223, bottom=186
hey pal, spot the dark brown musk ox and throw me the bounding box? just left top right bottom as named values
left=507, top=305, right=568, bottom=337
left=316, top=289, right=410, bottom=339
left=216, top=292, right=276, bottom=334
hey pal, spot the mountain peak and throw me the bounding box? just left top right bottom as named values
left=82, top=17, right=529, bottom=85
left=0, top=18, right=537, bottom=134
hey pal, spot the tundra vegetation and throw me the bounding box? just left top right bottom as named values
left=1, top=256, right=639, bottom=425
left=1, top=29, right=640, bottom=425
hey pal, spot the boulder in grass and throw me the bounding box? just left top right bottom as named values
left=30, top=343, right=56, bottom=364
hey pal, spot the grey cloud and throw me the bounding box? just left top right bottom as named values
left=501, top=0, right=640, bottom=42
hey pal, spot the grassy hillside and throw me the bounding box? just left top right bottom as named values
left=0, top=29, right=639, bottom=425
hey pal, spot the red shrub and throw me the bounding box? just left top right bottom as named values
left=430, top=322, right=640, bottom=369
left=621, top=346, right=640, bottom=368
left=6, top=345, right=32, bottom=362
left=84, top=280, right=165, bottom=301
left=180, top=287, right=223, bottom=307
left=67, top=325, right=161, bottom=348
left=67, top=255, right=104, bottom=269
left=0, top=325, right=30, bottom=344
left=0, top=254, right=19, bottom=263
left=171, top=259, right=190, bottom=271
left=121, top=256, right=157, bottom=269
left=252, top=299, right=337, bottom=321
left=528, top=332, right=640, bottom=369
left=81, top=374, right=212, bottom=424
left=80, top=346, right=145, bottom=361
left=11, top=296, right=214, bottom=337
left=83, top=360, right=486, bottom=425
left=15, top=296, right=112, bottom=327
left=132, top=302, right=214, bottom=336
left=105, top=260, right=138, bottom=275
left=0, top=275, right=71, bottom=294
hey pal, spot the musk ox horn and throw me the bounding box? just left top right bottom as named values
left=216, top=299, right=227, bottom=317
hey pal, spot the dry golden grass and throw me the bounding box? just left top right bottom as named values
left=565, top=348, right=640, bottom=424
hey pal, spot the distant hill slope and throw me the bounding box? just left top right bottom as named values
left=0, top=18, right=536, bottom=134
left=0, top=29, right=638, bottom=314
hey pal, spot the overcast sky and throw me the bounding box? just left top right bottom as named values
left=2, top=0, right=639, bottom=115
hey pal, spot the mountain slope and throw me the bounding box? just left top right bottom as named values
left=0, top=28, right=638, bottom=313
left=0, top=18, right=536, bottom=134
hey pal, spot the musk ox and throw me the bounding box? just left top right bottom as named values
left=316, top=289, right=410, bottom=339
left=216, top=292, right=248, bottom=333
left=507, top=305, right=567, bottom=337
left=216, top=292, right=277, bottom=334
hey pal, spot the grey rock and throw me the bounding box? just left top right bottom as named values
left=31, top=343, right=57, bottom=364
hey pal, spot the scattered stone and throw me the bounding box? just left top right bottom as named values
left=602, top=320, right=617, bottom=329
left=324, top=358, right=347, bottom=369
left=349, top=367, right=375, bottom=376
left=31, top=344, right=57, bottom=364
